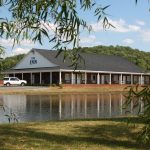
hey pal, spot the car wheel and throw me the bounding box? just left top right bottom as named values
left=21, top=82, right=25, bottom=86
left=6, top=83, right=10, bottom=87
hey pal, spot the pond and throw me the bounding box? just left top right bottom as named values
left=0, top=93, right=143, bottom=123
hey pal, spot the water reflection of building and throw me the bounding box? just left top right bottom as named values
left=2, top=95, right=27, bottom=112
left=26, top=93, right=141, bottom=121
left=0, top=94, right=143, bottom=123
left=0, top=95, right=3, bottom=106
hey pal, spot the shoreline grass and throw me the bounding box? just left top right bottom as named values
left=0, top=118, right=149, bottom=150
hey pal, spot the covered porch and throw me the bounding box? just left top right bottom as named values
left=5, top=69, right=150, bottom=85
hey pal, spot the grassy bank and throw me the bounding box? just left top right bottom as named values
left=0, top=118, right=149, bottom=150
left=0, top=85, right=130, bottom=95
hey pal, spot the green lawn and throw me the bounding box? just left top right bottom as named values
left=0, top=118, right=149, bottom=150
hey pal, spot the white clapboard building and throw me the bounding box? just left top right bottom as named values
left=4, top=48, right=150, bottom=85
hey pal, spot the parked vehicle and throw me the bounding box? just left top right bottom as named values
left=3, top=77, right=27, bottom=86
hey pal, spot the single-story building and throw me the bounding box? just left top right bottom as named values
left=4, top=48, right=150, bottom=85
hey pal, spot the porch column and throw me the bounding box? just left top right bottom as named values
left=13, top=73, right=15, bottom=77
left=50, top=72, right=52, bottom=84
left=119, top=74, right=122, bottom=84
left=84, top=72, right=87, bottom=84
left=131, top=74, right=133, bottom=85
left=101, top=75, right=104, bottom=84
left=40, top=72, right=42, bottom=84
left=123, top=75, right=126, bottom=84
left=141, top=74, right=143, bottom=85
left=59, top=71, right=62, bottom=84
left=109, top=73, right=111, bottom=84
left=138, top=75, right=141, bottom=84
left=71, top=72, right=73, bottom=84
left=97, top=73, right=100, bottom=84
left=22, top=73, right=23, bottom=80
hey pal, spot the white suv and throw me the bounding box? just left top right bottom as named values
left=3, top=77, right=27, bottom=86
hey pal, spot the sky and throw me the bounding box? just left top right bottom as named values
left=0, top=0, right=150, bottom=57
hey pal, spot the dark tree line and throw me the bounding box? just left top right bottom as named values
left=79, top=45, right=150, bottom=72
left=0, top=54, right=25, bottom=79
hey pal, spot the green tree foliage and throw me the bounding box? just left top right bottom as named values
left=0, top=53, right=24, bottom=79
left=125, top=85, right=150, bottom=144
left=0, top=0, right=113, bottom=68
left=0, top=0, right=149, bottom=144
left=79, top=45, right=150, bottom=71
left=0, top=54, right=25, bottom=71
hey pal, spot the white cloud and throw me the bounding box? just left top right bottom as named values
left=91, top=19, right=141, bottom=33
left=80, top=35, right=102, bottom=47
left=141, top=30, right=150, bottom=42
left=123, top=38, right=134, bottom=45
left=12, top=47, right=30, bottom=55
left=0, top=38, right=34, bottom=47
left=20, top=40, right=34, bottom=46
left=40, top=21, right=56, bottom=33
left=80, top=35, right=96, bottom=44
left=128, top=25, right=140, bottom=32
left=136, top=20, right=145, bottom=26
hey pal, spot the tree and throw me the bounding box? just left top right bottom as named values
left=0, top=0, right=149, bottom=144
left=125, top=85, right=150, bottom=144
left=0, top=0, right=113, bottom=68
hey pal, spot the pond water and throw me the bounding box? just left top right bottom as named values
left=0, top=93, right=142, bottom=123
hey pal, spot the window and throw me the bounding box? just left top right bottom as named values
left=10, top=78, right=15, bottom=81
left=4, top=78, right=9, bottom=81
left=65, top=74, right=70, bottom=80
left=15, top=78, right=19, bottom=81
left=91, top=74, right=96, bottom=81
left=91, top=74, right=97, bottom=83
left=81, top=73, right=85, bottom=80
left=10, top=77, right=19, bottom=81
left=126, top=76, right=130, bottom=81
